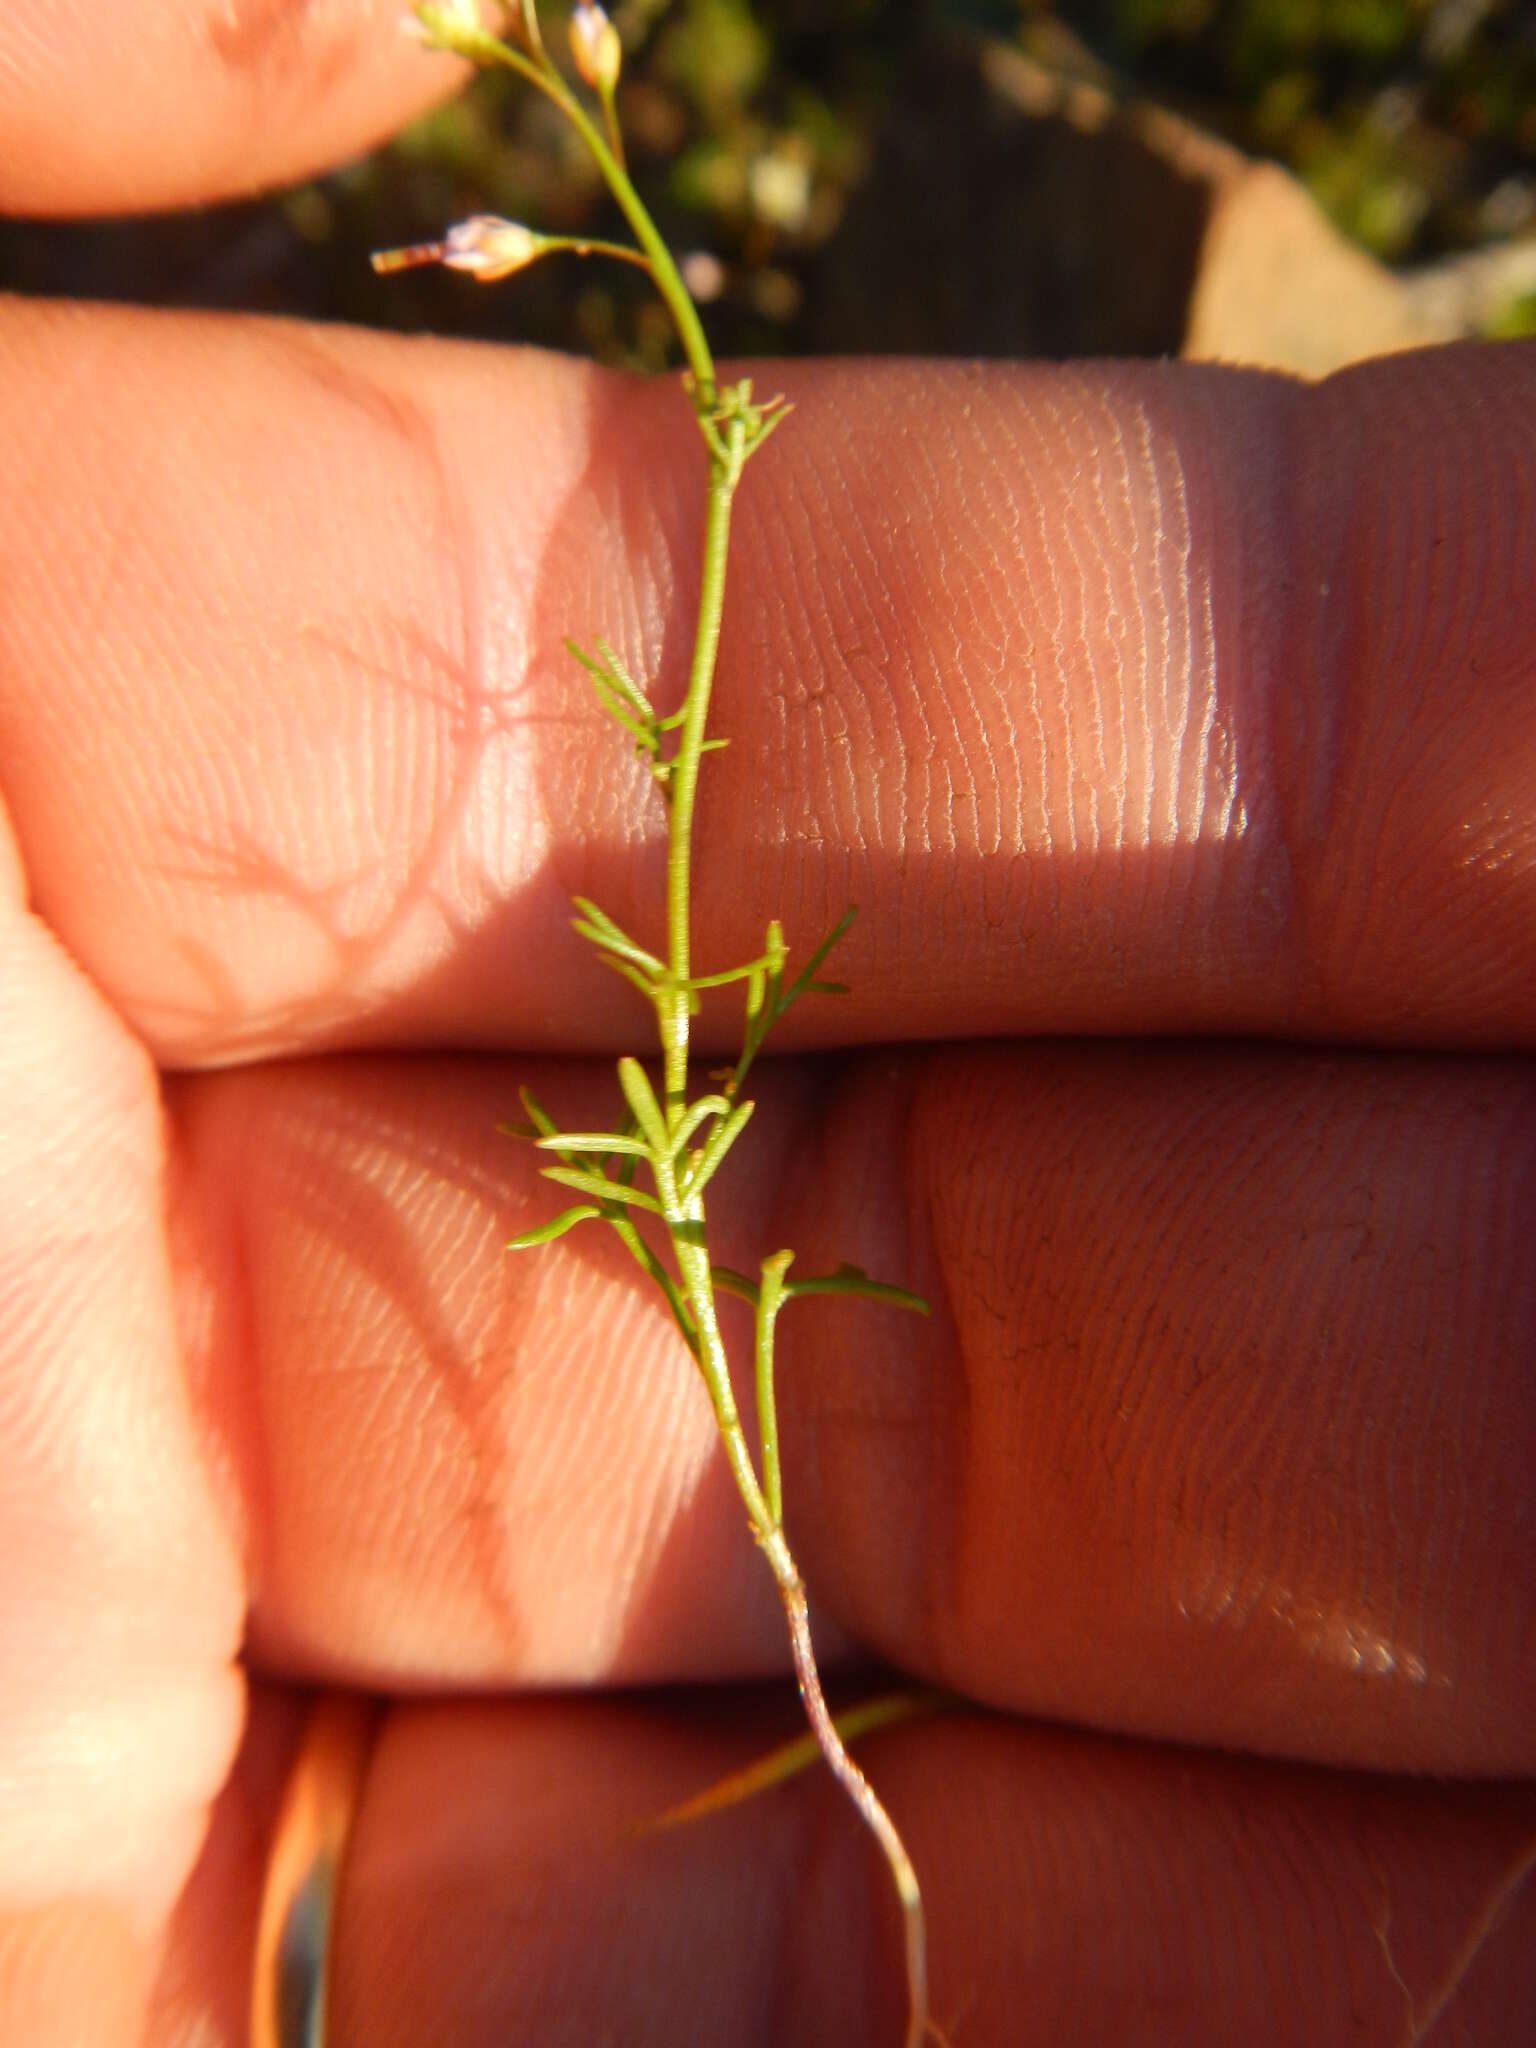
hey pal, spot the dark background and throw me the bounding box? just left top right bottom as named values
left=3, top=0, right=1534, bottom=362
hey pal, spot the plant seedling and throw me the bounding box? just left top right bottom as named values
left=378, top=7, right=936, bottom=2039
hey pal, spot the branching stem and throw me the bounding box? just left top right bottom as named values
left=404, top=10, right=933, bottom=2041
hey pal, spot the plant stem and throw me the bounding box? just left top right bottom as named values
left=485, top=34, right=716, bottom=394
left=660, top=423, right=743, bottom=1110
left=760, top=1526, right=929, bottom=2048
left=754, top=1253, right=795, bottom=1527
left=650, top=417, right=932, bottom=2038
left=428, top=18, right=935, bottom=2036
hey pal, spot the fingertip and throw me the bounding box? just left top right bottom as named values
left=0, top=0, right=466, bottom=214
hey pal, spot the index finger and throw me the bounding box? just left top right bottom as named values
left=1, top=304, right=1532, bottom=1064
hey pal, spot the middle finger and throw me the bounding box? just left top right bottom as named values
left=168, top=1035, right=1534, bottom=1775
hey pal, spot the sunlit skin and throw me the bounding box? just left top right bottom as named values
left=1, top=5, right=1533, bottom=2045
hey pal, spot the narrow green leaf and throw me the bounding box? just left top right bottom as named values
left=584, top=672, right=651, bottom=744
left=565, top=635, right=654, bottom=720
left=535, top=1131, right=650, bottom=1157
left=571, top=911, right=666, bottom=977
left=681, top=1098, right=754, bottom=1199
left=669, top=1094, right=732, bottom=1154
left=592, top=954, right=658, bottom=1003
left=784, top=1262, right=929, bottom=1314
left=610, top=1214, right=698, bottom=1355
left=571, top=895, right=664, bottom=957
left=687, top=955, right=774, bottom=992
left=518, top=1087, right=558, bottom=1140
left=596, top=637, right=650, bottom=712
left=616, top=1056, right=670, bottom=1155
left=710, top=1264, right=761, bottom=1307
left=507, top=1203, right=601, bottom=1250
left=632, top=1689, right=947, bottom=1838
left=778, top=906, right=855, bottom=1016
left=753, top=1247, right=796, bottom=1523
left=541, top=1165, right=663, bottom=1214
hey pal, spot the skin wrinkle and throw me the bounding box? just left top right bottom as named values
left=819, top=418, right=897, bottom=888
left=1051, top=390, right=1091, bottom=863
left=1125, top=399, right=1165, bottom=940
left=44, top=331, right=1533, bottom=1055
left=1180, top=425, right=1219, bottom=852
left=1075, top=379, right=1120, bottom=858
left=1188, top=1142, right=1357, bottom=1634
left=1134, top=399, right=1174, bottom=860
left=1086, top=407, right=1127, bottom=855
left=1123, top=404, right=1158, bottom=869
left=537, top=379, right=685, bottom=928
left=994, top=403, right=1055, bottom=895
left=959, top=433, right=1029, bottom=937
left=902, top=1088, right=970, bottom=1670
left=1290, top=351, right=1536, bottom=1034
left=244, top=1068, right=535, bottom=1672
left=1356, top=408, right=1433, bottom=948
left=826, top=1042, right=1535, bottom=1759
left=915, top=430, right=984, bottom=948
left=740, top=430, right=851, bottom=936
left=167, top=322, right=515, bottom=1059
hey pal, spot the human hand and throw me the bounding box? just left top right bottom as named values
left=2, top=9, right=1533, bottom=2044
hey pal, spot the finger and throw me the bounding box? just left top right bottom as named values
left=0, top=803, right=243, bottom=2039
left=167, top=1041, right=1534, bottom=1774
left=146, top=1683, right=309, bottom=2048
left=157, top=1692, right=1536, bottom=2048
left=2, top=304, right=1533, bottom=1065
left=0, top=0, right=465, bottom=214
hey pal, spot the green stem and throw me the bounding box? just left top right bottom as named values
left=651, top=1154, right=771, bottom=1535
left=570, top=112, right=716, bottom=398
left=424, top=14, right=713, bottom=390
left=481, top=37, right=716, bottom=394
left=661, top=432, right=743, bottom=1111
left=541, top=233, right=652, bottom=270
left=598, top=81, right=626, bottom=172
left=754, top=1252, right=795, bottom=1528
left=500, top=16, right=766, bottom=1568
left=416, top=23, right=934, bottom=2044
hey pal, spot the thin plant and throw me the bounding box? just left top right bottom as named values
left=378, top=7, right=935, bottom=2039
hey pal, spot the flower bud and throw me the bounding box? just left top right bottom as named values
left=569, top=2, right=621, bottom=94
left=403, top=0, right=479, bottom=45
left=371, top=215, right=541, bottom=283
left=440, top=214, right=540, bottom=279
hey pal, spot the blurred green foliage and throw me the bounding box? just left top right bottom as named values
left=348, top=0, right=1535, bottom=356
left=2, top=0, right=1531, bottom=357
left=1097, top=0, right=1535, bottom=260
